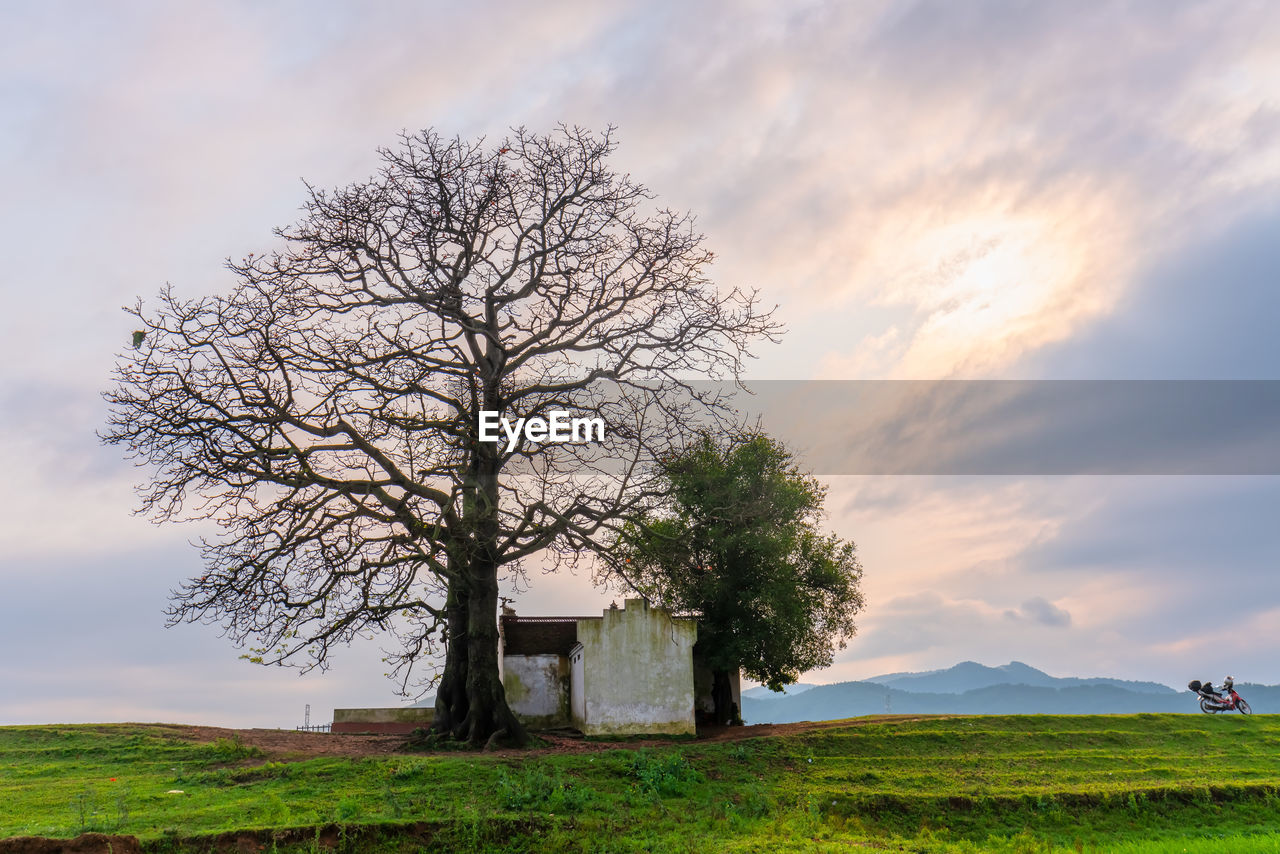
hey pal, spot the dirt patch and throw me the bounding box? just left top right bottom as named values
left=151, top=822, right=438, bottom=854
left=0, top=833, right=142, bottom=853
left=135, top=715, right=958, bottom=761
left=1, top=821, right=543, bottom=854
left=160, top=725, right=407, bottom=759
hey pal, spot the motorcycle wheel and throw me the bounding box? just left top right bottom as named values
left=1237, top=699, right=1252, bottom=715
left=1200, top=697, right=1220, bottom=714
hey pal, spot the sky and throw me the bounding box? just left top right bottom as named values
left=2, top=0, right=1279, bottom=727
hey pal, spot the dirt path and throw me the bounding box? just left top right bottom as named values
left=162, top=725, right=408, bottom=758
left=151, top=715, right=956, bottom=760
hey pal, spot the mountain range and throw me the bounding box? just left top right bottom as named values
left=741, top=661, right=1279, bottom=723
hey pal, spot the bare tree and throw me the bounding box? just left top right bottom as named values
left=103, top=126, right=780, bottom=746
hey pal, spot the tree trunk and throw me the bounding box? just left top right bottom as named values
left=432, top=574, right=470, bottom=738
left=450, top=443, right=527, bottom=748
left=711, top=668, right=739, bottom=726
left=461, top=557, right=527, bottom=747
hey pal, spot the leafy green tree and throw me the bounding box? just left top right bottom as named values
left=606, top=433, right=863, bottom=724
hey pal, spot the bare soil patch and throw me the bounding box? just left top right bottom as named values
left=162, top=724, right=407, bottom=759
left=145, top=715, right=957, bottom=760
left=0, top=833, right=141, bottom=854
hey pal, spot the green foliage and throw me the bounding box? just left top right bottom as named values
left=612, top=432, right=864, bottom=692
left=205, top=734, right=266, bottom=762
left=334, top=796, right=361, bottom=822
left=496, top=765, right=595, bottom=812
left=68, top=780, right=131, bottom=834
left=625, top=749, right=701, bottom=796
left=380, top=782, right=404, bottom=819
left=70, top=785, right=98, bottom=833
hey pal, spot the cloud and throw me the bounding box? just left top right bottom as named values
left=788, top=1, right=1280, bottom=378
left=730, top=379, right=1280, bottom=476
left=880, top=591, right=944, bottom=613
left=0, top=543, right=422, bottom=727
left=0, top=378, right=183, bottom=563
left=1020, top=206, right=1280, bottom=380
left=1005, top=597, right=1071, bottom=628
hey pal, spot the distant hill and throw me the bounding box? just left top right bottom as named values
left=740, top=662, right=1279, bottom=723
left=742, top=683, right=817, bottom=700
left=867, top=661, right=1177, bottom=696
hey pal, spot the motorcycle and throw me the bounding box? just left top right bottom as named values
left=1187, top=678, right=1252, bottom=715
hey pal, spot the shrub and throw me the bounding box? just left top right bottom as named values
left=627, top=750, right=701, bottom=796
left=497, top=765, right=594, bottom=813
left=205, top=735, right=266, bottom=762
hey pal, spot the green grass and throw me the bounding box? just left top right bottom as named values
left=3, top=715, right=1280, bottom=851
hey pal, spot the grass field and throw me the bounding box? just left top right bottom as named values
left=3, top=715, right=1280, bottom=852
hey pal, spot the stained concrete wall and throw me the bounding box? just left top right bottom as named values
left=575, top=599, right=697, bottom=736
left=503, top=653, right=570, bottom=727
left=331, top=707, right=434, bottom=734
left=570, top=644, right=585, bottom=729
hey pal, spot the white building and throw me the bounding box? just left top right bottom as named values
left=498, top=598, right=742, bottom=736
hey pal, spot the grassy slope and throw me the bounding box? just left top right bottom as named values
left=3, top=715, right=1280, bottom=852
